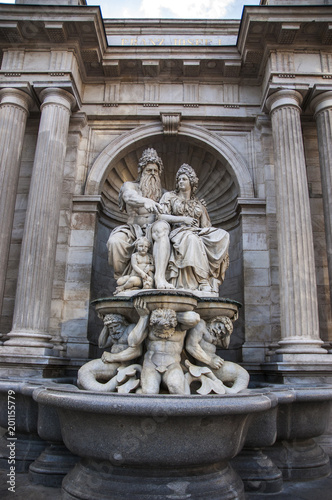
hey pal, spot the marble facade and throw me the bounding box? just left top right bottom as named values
left=0, top=0, right=331, bottom=386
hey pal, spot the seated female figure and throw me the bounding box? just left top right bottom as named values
left=157, top=164, right=230, bottom=294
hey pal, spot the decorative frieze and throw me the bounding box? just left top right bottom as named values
left=144, top=83, right=159, bottom=103
left=1, top=49, right=24, bottom=71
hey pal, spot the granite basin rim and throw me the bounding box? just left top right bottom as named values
left=252, top=383, right=332, bottom=402
left=34, top=387, right=273, bottom=468
left=34, top=386, right=273, bottom=416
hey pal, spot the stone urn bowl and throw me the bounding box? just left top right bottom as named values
left=35, top=385, right=273, bottom=500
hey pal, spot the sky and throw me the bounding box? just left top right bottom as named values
left=1, top=1, right=261, bottom=19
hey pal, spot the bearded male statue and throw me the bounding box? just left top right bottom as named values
left=185, top=317, right=250, bottom=393
left=107, top=148, right=174, bottom=289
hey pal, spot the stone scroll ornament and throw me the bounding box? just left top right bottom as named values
left=78, top=149, right=249, bottom=395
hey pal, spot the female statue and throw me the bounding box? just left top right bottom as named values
left=157, top=164, right=230, bottom=294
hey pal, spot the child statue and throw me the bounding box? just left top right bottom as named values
left=115, top=237, right=154, bottom=294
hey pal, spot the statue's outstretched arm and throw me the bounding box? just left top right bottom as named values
left=158, top=213, right=198, bottom=226
left=121, top=183, right=161, bottom=213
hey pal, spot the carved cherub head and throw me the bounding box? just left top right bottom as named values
left=150, top=308, right=177, bottom=339
left=134, top=236, right=151, bottom=255
left=207, top=316, right=233, bottom=349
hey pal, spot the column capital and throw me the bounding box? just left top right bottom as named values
left=266, top=89, right=303, bottom=114
left=0, top=87, right=33, bottom=114
left=311, top=91, right=332, bottom=117
left=39, top=87, right=76, bottom=113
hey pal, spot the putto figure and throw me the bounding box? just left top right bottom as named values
left=115, top=237, right=154, bottom=294
left=107, top=148, right=173, bottom=290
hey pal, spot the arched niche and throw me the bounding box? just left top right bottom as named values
left=87, top=123, right=254, bottom=360
left=85, top=123, right=254, bottom=229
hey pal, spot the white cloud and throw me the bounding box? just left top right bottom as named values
left=139, top=0, right=235, bottom=19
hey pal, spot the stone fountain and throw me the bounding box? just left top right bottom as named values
left=33, top=149, right=332, bottom=498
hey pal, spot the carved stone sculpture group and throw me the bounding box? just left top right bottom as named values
left=107, top=148, right=229, bottom=294
left=78, top=148, right=249, bottom=395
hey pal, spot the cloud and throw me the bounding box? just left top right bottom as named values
left=139, top=0, right=236, bottom=19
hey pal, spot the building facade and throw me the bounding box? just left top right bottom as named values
left=0, top=0, right=331, bottom=390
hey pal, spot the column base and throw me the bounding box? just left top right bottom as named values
left=0, top=353, right=67, bottom=378
left=275, top=338, right=328, bottom=355
left=4, top=330, right=54, bottom=349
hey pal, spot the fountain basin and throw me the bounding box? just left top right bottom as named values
left=35, top=386, right=272, bottom=500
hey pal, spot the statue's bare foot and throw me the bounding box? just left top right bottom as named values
left=155, top=279, right=175, bottom=290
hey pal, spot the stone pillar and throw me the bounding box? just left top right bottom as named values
left=0, top=88, right=32, bottom=316
left=4, top=88, right=75, bottom=353
left=311, top=91, right=332, bottom=306
left=266, top=89, right=326, bottom=356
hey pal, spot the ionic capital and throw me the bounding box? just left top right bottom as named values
left=311, top=91, right=332, bottom=117
left=0, top=87, right=33, bottom=114
left=266, top=89, right=303, bottom=115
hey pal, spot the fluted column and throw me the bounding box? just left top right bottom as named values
left=266, top=89, right=326, bottom=355
left=0, top=88, right=33, bottom=315
left=4, top=88, right=75, bottom=351
left=311, top=91, right=332, bottom=306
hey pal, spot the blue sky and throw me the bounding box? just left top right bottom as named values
left=1, top=1, right=261, bottom=19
